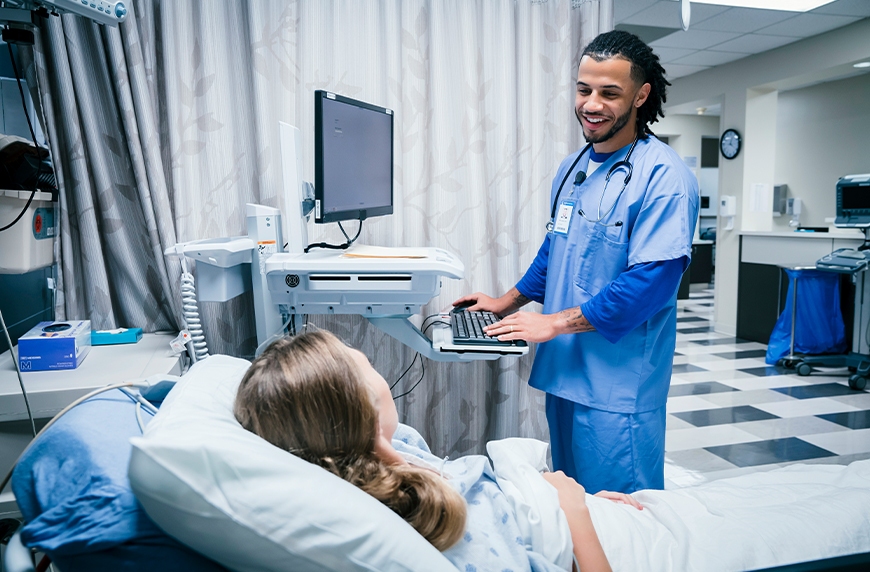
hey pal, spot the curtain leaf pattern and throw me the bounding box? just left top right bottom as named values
left=27, top=0, right=610, bottom=458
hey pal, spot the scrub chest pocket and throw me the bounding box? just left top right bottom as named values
left=571, top=217, right=629, bottom=298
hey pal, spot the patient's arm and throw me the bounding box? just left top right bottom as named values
left=543, top=471, right=612, bottom=572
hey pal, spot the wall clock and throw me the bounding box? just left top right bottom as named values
left=720, top=128, right=741, bottom=160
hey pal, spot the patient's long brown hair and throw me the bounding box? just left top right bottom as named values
left=234, top=330, right=466, bottom=551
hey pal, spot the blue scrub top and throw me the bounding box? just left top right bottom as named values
left=525, top=135, right=699, bottom=414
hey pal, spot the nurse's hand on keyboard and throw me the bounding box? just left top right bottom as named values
left=485, top=311, right=562, bottom=344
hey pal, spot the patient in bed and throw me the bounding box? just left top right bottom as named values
left=233, top=329, right=638, bottom=571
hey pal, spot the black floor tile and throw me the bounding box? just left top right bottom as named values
left=739, top=366, right=787, bottom=377
left=668, top=382, right=739, bottom=397
left=817, top=410, right=870, bottom=430
left=671, top=363, right=709, bottom=374
left=772, top=383, right=858, bottom=399
left=678, top=326, right=717, bottom=335
left=677, top=316, right=709, bottom=323
left=690, top=338, right=753, bottom=346
left=705, top=437, right=836, bottom=468
left=711, top=349, right=769, bottom=360
left=671, top=405, right=779, bottom=427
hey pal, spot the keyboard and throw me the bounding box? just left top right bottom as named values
left=817, top=248, right=870, bottom=273
left=451, top=308, right=522, bottom=347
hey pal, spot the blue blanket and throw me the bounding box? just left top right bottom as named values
left=11, top=390, right=227, bottom=572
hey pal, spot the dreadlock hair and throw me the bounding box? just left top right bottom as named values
left=581, top=30, right=670, bottom=137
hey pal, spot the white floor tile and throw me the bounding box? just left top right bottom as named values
left=671, top=370, right=760, bottom=384
left=666, top=396, right=719, bottom=414
left=753, top=397, right=862, bottom=418
left=800, top=428, right=870, bottom=455
left=719, top=376, right=817, bottom=391
left=665, top=425, right=762, bottom=452
left=672, top=354, right=732, bottom=366
left=666, top=415, right=696, bottom=431
left=698, top=389, right=795, bottom=408
left=829, top=392, right=870, bottom=408
left=734, top=416, right=850, bottom=440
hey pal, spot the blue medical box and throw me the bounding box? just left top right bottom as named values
left=18, top=320, right=91, bottom=372
left=91, top=327, right=143, bottom=345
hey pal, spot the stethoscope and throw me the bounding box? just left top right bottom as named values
left=546, top=136, right=639, bottom=232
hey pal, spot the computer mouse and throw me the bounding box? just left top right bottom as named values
left=451, top=300, right=476, bottom=313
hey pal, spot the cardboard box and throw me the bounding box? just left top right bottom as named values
left=18, top=320, right=91, bottom=371
left=91, top=327, right=143, bottom=345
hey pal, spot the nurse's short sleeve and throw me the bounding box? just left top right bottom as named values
left=628, top=162, right=699, bottom=267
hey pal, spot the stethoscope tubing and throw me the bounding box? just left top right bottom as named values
left=548, top=137, right=639, bottom=230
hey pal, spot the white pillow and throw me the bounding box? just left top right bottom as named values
left=129, top=355, right=458, bottom=572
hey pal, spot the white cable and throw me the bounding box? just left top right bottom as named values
left=0, top=307, right=36, bottom=438
left=181, top=271, right=209, bottom=361
left=254, top=314, right=293, bottom=358
left=0, top=382, right=144, bottom=495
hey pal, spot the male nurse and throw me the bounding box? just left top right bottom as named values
left=455, top=30, right=699, bottom=494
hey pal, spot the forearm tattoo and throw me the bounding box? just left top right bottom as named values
left=512, top=292, right=532, bottom=308
left=558, top=307, right=595, bottom=334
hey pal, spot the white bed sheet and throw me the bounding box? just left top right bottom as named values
left=587, top=459, right=870, bottom=572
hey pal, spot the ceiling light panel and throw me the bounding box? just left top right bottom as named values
left=690, top=1, right=836, bottom=11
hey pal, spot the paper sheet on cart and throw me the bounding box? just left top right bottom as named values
left=343, top=245, right=428, bottom=258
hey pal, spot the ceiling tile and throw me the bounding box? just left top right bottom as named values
left=614, top=0, right=660, bottom=22
left=672, top=50, right=748, bottom=67
left=651, top=29, right=742, bottom=50
left=755, top=13, right=861, bottom=38
left=710, top=33, right=800, bottom=54
left=662, top=63, right=711, bottom=80
left=652, top=46, right=698, bottom=63
left=691, top=8, right=798, bottom=34
left=622, top=0, right=730, bottom=29
left=810, top=0, right=870, bottom=17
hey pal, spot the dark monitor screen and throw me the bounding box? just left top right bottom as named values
left=314, top=91, right=393, bottom=223
left=841, top=185, right=870, bottom=211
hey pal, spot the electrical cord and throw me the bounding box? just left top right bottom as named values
left=392, top=357, right=425, bottom=400
left=304, top=219, right=362, bottom=253
left=0, top=380, right=154, bottom=496
left=390, top=353, right=419, bottom=391
left=0, top=307, right=36, bottom=438
left=0, top=39, right=43, bottom=233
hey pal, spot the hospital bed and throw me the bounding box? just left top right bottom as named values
left=5, top=356, right=870, bottom=572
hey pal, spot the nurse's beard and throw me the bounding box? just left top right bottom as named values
left=576, top=105, right=634, bottom=144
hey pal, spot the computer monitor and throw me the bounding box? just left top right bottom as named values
left=314, top=90, right=393, bottom=224
left=836, top=174, right=870, bottom=228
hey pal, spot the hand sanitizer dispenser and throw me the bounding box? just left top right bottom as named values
left=720, top=195, right=736, bottom=231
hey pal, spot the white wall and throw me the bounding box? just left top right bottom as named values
left=663, top=18, right=870, bottom=335
left=772, top=72, right=870, bottom=232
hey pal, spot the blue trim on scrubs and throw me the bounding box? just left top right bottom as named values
left=516, top=236, right=549, bottom=304
left=581, top=256, right=687, bottom=344
left=588, top=148, right=616, bottom=162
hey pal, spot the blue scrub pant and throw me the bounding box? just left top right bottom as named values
left=545, top=393, right=666, bottom=494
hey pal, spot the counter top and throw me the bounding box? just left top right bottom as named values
left=739, top=230, right=864, bottom=240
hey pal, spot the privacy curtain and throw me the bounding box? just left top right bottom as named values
left=27, top=0, right=612, bottom=458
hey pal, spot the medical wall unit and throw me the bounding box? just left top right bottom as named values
left=168, top=93, right=526, bottom=361
left=0, top=189, right=54, bottom=273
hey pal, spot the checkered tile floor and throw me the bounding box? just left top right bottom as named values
left=664, top=285, right=870, bottom=489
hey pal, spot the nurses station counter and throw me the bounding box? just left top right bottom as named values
left=737, top=231, right=863, bottom=344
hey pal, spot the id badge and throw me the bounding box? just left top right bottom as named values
left=553, top=200, right=574, bottom=235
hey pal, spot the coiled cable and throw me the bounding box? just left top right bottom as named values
left=181, top=271, right=209, bottom=360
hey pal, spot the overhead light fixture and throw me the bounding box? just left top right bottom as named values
left=697, top=107, right=707, bottom=115
left=689, top=0, right=835, bottom=11
left=854, top=62, right=870, bottom=69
